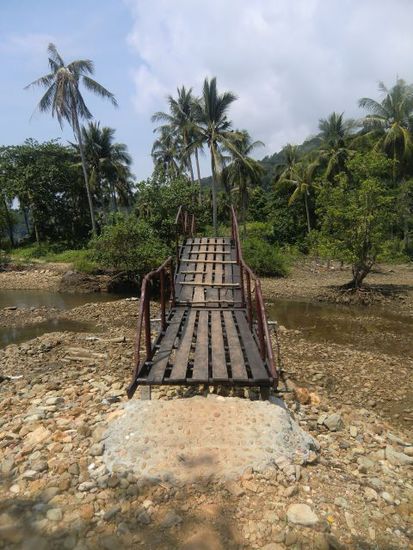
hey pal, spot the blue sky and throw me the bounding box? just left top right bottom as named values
left=1, top=0, right=413, bottom=180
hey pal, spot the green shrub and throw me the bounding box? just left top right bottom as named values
left=378, top=239, right=411, bottom=263
left=90, top=215, right=170, bottom=278
left=242, top=237, right=289, bottom=277
left=0, top=249, right=10, bottom=267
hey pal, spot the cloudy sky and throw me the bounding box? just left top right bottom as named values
left=1, top=0, right=413, bottom=179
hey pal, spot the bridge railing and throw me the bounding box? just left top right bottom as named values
left=127, top=256, right=175, bottom=398
left=230, top=206, right=278, bottom=385
left=128, top=206, right=196, bottom=398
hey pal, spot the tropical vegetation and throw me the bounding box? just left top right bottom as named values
left=1, top=48, right=412, bottom=288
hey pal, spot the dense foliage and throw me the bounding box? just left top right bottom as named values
left=1, top=66, right=413, bottom=288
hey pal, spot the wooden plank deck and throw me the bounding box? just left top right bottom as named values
left=134, top=237, right=272, bottom=388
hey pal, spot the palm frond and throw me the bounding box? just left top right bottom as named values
left=82, top=76, right=117, bottom=106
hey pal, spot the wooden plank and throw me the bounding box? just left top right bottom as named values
left=146, top=308, right=186, bottom=383
left=231, top=246, right=242, bottom=304
left=186, top=250, right=231, bottom=255
left=210, top=311, right=228, bottom=381
left=192, top=310, right=209, bottom=382
left=234, top=310, right=268, bottom=382
left=206, top=243, right=222, bottom=302
left=178, top=240, right=198, bottom=302
left=175, top=240, right=192, bottom=302
left=181, top=282, right=240, bottom=287
left=193, top=245, right=206, bottom=302
left=180, top=259, right=236, bottom=264
left=223, top=311, right=248, bottom=381
left=168, top=309, right=197, bottom=382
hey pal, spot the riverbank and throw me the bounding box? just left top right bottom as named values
left=261, top=260, right=413, bottom=313
left=0, top=298, right=412, bottom=549
left=0, top=262, right=412, bottom=548
left=2, top=259, right=412, bottom=311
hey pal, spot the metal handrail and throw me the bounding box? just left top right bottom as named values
left=128, top=205, right=196, bottom=398
left=175, top=205, right=196, bottom=268
left=127, top=256, right=174, bottom=398
left=230, top=206, right=278, bottom=386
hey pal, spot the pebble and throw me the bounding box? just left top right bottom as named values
left=46, top=508, right=63, bottom=521
left=287, top=503, right=319, bottom=526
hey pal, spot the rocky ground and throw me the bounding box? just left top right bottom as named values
left=0, top=298, right=412, bottom=549
left=0, top=262, right=412, bottom=549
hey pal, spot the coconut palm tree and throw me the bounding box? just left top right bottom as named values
left=278, top=159, right=318, bottom=233
left=151, top=126, right=181, bottom=180
left=25, top=43, right=117, bottom=234
left=274, top=143, right=300, bottom=182
left=359, top=79, right=413, bottom=182
left=77, top=122, right=133, bottom=212
left=317, top=112, right=357, bottom=180
left=192, top=77, right=240, bottom=233
left=222, top=131, right=264, bottom=235
left=152, top=86, right=196, bottom=179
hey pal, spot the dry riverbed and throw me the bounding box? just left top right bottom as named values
left=0, top=261, right=412, bottom=549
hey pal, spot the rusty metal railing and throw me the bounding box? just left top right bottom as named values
left=127, top=206, right=196, bottom=398
left=127, top=256, right=175, bottom=398
left=230, top=206, right=278, bottom=387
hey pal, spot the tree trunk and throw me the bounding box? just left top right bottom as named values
left=73, top=114, right=97, bottom=235
left=188, top=157, right=195, bottom=183
left=350, top=262, right=371, bottom=289
left=22, top=206, right=30, bottom=234
left=210, top=148, right=217, bottom=235
left=195, top=148, right=202, bottom=206
left=304, top=191, right=311, bottom=233
left=2, top=195, right=14, bottom=247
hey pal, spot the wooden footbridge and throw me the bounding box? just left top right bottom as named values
left=127, top=206, right=278, bottom=398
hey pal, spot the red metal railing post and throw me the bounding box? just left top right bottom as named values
left=246, top=270, right=252, bottom=329
left=160, top=268, right=166, bottom=332
left=144, top=294, right=152, bottom=360
left=256, top=294, right=266, bottom=360
left=170, top=260, right=176, bottom=305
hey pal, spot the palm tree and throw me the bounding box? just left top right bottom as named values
left=222, top=130, right=264, bottom=235
left=152, top=87, right=196, bottom=179
left=151, top=126, right=181, bottom=180
left=274, top=143, right=300, bottom=182
left=317, top=112, right=357, bottom=180
left=25, top=43, right=117, bottom=234
left=192, top=77, right=239, bottom=233
left=278, top=159, right=318, bottom=233
left=77, top=122, right=133, bottom=212
left=359, top=79, right=413, bottom=182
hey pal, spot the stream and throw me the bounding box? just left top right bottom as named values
left=1, top=291, right=412, bottom=358
left=0, top=290, right=134, bottom=349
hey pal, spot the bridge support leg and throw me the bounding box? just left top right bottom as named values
left=260, top=387, right=271, bottom=401
left=140, top=386, right=151, bottom=400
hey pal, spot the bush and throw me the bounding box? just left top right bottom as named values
left=90, top=215, right=170, bottom=278
left=0, top=249, right=10, bottom=268
left=242, top=237, right=289, bottom=277
left=378, top=239, right=411, bottom=263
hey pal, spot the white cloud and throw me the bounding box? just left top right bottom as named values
left=0, top=33, right=55, bottom=55
left=125, top=0, right=413, bottom=161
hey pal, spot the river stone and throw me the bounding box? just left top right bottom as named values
left=385, top=445, right=413, bottom=466
left=103, top=396, right=318, bottom=483
left=323, top=413, right=344, bottom=431
left=287, top=503, right=319, bottom=526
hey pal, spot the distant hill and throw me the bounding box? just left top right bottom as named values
left=200, top=135, right=321, bottom=191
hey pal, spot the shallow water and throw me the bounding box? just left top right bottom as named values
left=0, top=290, right=134, bottom=348
left=267, top=299, right=413, bottom=357
left=0, top=319, right=96, bottom=348
left=0, top=290, right=132, bottom=310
